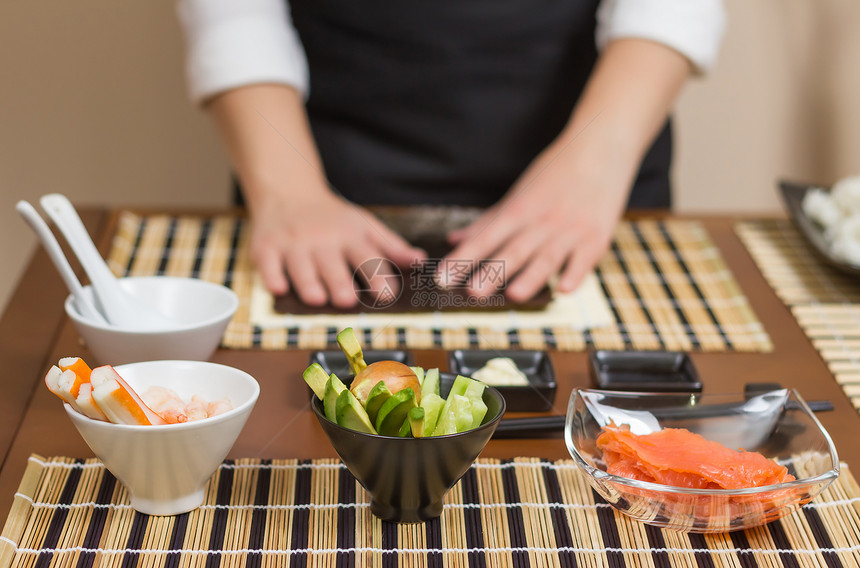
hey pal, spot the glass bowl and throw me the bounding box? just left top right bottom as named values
left=564, top=389, right=840, bottom=533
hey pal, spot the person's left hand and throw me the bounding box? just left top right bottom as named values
left=437, top=139, right=635, bottom=302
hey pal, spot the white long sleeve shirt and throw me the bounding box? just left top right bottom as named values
left=177, top=0, right=726, bottom=104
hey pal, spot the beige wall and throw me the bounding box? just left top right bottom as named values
left=2, top=0, right=859, bottom=313
left=675, top=0, right=860, bottom=212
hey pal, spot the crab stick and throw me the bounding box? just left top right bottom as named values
left=48, top=357, right=107, bottom=421
left=44, top=366, right=81, bottom=410
left=90, top=365, right=166, bottom=425
left=58, top=356, right=92, bottom=382
left=75, top=382, right=108, bottom=421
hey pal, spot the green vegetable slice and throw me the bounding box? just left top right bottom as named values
left=303, top=362, right=329, bottom=400
left=336, top=327, right=367, bottom=375
left=323, top=373, right=347, bottom=423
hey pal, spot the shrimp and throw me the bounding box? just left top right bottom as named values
left=142, top=386, right=188, bottom=424
left=184, top=397, right=209, bottom=421
left=90, top=365, right=166, bottom=425
left=206, top=398, right=233, bottom=417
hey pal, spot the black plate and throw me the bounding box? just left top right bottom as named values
left=588, top=350, right=702, bottom=392
left=448, top=350, right=556, bottom=412
left=309, top=350, right=412, bottom=378
left=778, top=180, right=860, bottom=276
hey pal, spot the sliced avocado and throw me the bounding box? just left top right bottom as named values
left=430, top=394, right=473, bottom=436
left=336, top=327, right=367, bottom=375
left=410, top=366, right=425, bottom=386
left=324, top=373, right=347, bottom=423
left=364, top=380, right=392, bottom=425
left=420, top=392, right=445, bottom=435
left=303, top=363, right=330, bottom=400
left=421, top=368, right=440, bottom=399
left=335, top=389, right=376, bottom=434
left=375, top=387, right=417, bottom=436
left=397, top=416, right=411, bottom=437
left=408, top=406, right=426, bottom=438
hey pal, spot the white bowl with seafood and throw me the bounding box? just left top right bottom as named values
left=64, top=360, right=259, bottom=515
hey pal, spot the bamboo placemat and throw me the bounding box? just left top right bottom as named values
left=736, top=220, right=860, bottom=411
left=104, top=212, right=770, bottom=352
left=2, top=455, right=859, bottom=568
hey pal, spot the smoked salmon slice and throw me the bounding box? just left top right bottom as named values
left=597, top=424, right=795, bottom=489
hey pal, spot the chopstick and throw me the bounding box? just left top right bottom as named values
left=493, top=415, right=565, bottom=438
left=492, top=399, right=834, bottom=439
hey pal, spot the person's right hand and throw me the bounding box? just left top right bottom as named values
left=247, top=188, right=426, bottom=308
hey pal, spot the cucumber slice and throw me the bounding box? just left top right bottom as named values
left=448, top=375, right=474, bottom=398
left=420, top=393, right=445, bottom=435
left=463, top=379, right=486, bottom=401
left=431, top=394, right=473, bottom=436
left=410, top=366, right=425, bottom=386
left=421, top=368, right=440, bottom=399
left=468, top=397, right=488, bottom=429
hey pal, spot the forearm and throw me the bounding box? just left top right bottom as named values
left=552, top=38, right=691, bottom=186
left=206, top=84, right=332, bottom=212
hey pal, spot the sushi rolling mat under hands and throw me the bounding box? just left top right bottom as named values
left=104, top=211, right=771, bottom=352
left=2, top=455, right=859, bottom=568
left=736, top=220, right=860, bottom=412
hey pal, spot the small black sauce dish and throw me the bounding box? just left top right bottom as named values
left=309, top=350, right=412, bottom=377
left=448, top=349, right=556, bottom=412
left=588, top=350, right=702, bottom=393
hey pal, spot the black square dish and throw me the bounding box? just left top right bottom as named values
left=588, top=350, right=702, bottom=392
left=448, top=350, right=556, bottom=412
left=309, top=350, right=412, bottom=378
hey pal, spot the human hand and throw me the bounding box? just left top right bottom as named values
left=248, top=189, right=426, bottom=308
left=437, top=142, right=633, bottom=303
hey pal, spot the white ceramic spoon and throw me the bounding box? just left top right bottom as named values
left=16, top=200, right=108, bottom=325
left=38, top=193, right=177, bottom=330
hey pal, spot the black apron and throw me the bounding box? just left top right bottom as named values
left=283, top=0, right=672, bottom=209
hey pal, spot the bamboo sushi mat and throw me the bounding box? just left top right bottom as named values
left=104, top=212, right=771, bottom=352
left=736, top=220, right=860, bottom=411
left=2, top=456, right=859, bottom=568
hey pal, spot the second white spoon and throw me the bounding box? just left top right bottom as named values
left=39, top=193, right=178, bottom=330
left=16, top=200, right=108, bottom=324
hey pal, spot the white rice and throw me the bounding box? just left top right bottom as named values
left=801, top=175, right=860, bottom=265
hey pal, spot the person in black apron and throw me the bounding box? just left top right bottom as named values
left=197, top=0, right=715, bottom=307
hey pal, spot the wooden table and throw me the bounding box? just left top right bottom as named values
left=2, top=209, right=858, bottom=523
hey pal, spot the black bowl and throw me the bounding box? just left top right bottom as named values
left=311, top=373, right=506, bottom=523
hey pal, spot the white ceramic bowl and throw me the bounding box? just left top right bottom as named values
left=65, top=360, right=259, bottom=515
left=65, top=276, right=239, bottom=364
